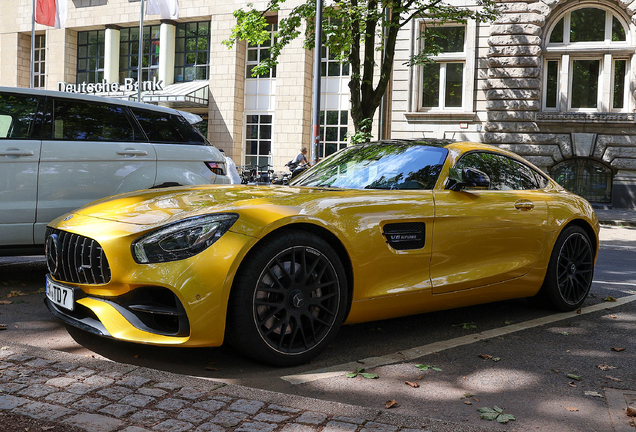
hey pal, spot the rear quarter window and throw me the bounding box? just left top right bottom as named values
left=131, top=108, right=205, bottom=145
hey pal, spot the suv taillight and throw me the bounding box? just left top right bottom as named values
left=205, top=162, right=226, bottom=176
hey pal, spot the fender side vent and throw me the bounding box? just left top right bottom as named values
left=383, top=222, right=426, bottom=250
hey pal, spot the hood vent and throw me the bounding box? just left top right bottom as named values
left=382, top=222, right=426, bottom=250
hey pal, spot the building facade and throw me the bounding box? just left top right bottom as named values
left=2, top=0, right=636, bottom=207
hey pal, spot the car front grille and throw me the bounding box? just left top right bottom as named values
left=46, top=228, right=111, bottom=285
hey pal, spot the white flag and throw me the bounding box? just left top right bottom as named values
left=146, top=0, right=179, bottom=20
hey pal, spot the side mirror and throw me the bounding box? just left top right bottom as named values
left=447, top=167, right=490, bottom=191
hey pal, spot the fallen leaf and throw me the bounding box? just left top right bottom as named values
left=204, top=367, right=219, bottom=371
left=576, top=309, right=582, bottom=314
left=611, top=347, right=626, bottom=352
left=385, top=399, right=398, bottom=409
left=463, top=393, right=475, bottom=398
left=478, top=354, right=493, bottom=360
left=603, top=296, right=617, bottom=302
left=626, top=406, right=636, bottom=417
left=415, top=364, right=442, bottom=372
left=561, top=332, right=570, bottom=336
left=492, top=357, right=501, bottom=362
left=0, top=301, right=12, bottom=305
left=609, top=315, right=618, bottom=319
left=473, top=397, right=481, bottom=402
left=405, top=381, right=419, bottom=388
left=566, top=374, right=582, bottom=381
left=597, top=364, right=617, bottom=371
left=0, top=325, right=6, bottom=331
left=568, top=382, right=577, bottom=387
left=584, top=391, right=604, bottom=398
left=464, top=400, right=473, bottom=405
left=133, top=355, right=139, bottom=359
left=604, top=376, right=622, bottom=382
left=564, top=407, right=579, bottom=412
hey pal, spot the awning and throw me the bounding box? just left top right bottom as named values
left=140, top=80, right=209, bottom=108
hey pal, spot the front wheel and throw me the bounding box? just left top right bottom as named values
left=535, top=225, right=595, bottom=311
left=226, top=230, right=348, bottom=366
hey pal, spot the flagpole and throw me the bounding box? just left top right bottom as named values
left=31, top=0, right=36, bottom=88
left=137, top=0, right=145, bottom=101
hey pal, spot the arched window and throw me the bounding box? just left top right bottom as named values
left=543, top=5, right=633, bottom=112
left=550, top=158, right=613, bottom=203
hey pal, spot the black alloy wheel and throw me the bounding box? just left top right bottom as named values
left=555, top=231, right=594, bottom=306
left=535, top=225, right=595, bottom=311
left=227, top=230, right=348, bottom=366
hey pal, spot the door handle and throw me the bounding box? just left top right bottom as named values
left=117, top=149, right=148, bottom=156
left=0, top=149, right=35, bottom=157
left=514, top=200, right=534, bottom=210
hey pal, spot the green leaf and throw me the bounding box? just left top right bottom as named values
left=603, top=296, right=617, bottom=302
left=452, top=322, right=477, bottom=330
left=479, top=412, right=499, bottom=421
left=497, top=414, right=516, bottom=423
left=561, top=332, right=569, bottom=336
left=360, top=373, right=379, bottom=379
left=346, top=373, right=358, bottom=378
left=493, top=406, right=503, bottom=413
left=492, top=357, right=501, bottom=362
left=415, top=364, right=441, bottom=371
left=566, top=374, right=582, bottom=381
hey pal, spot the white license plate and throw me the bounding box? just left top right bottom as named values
left=46, top=276, right=74, bottom=311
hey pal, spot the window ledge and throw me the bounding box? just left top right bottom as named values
left=536, top=112, right=635, bottom=124
left=405, top=111, right=476, bottom=122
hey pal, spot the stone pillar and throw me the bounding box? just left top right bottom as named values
left=208, top=15, right=245, bottom=162
left=104, top=25, right=120, bottom=83
left=159, top=20, right=176, bottom=86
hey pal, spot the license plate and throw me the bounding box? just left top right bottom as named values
left=46, top=276, right=74, bottom=311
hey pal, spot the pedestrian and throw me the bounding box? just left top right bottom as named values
left=292, top=147, right=309, bottom=168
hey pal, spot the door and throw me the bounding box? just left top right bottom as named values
left=0, top=91, right=42, bottom=246
left=431, top=151, right=549, bottom=293
left=35, top=97, right=157, bottom=242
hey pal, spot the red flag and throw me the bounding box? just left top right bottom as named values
left=35, top=0, right=67, bottom=28
left=36, top=0, right=56, bottom=27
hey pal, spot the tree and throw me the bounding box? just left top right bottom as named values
left=223, top=0, right=499, bottom=142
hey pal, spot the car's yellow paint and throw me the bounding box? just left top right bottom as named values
left=47, top=142, right=599, bottom=348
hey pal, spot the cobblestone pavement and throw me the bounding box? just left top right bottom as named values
left=0, top=343, right=492, bottom=432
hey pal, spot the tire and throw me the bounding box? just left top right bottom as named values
left=535, top=225, right=594, bottom=311
left=226, top=230, right=348, bottom=366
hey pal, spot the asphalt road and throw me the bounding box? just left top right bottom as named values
left=1, top=225, right=635, bottom=431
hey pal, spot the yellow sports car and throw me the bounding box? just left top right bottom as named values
left=44, top=141, right=599, bottom=366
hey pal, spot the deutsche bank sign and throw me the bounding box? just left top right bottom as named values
left=57, top=78, right=164, bottom=94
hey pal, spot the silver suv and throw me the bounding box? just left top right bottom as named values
left=0, top=87, right=229, bottom=255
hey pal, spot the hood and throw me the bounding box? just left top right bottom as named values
left=70, top=184, right=335, bottom=228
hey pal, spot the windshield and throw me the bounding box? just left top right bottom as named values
left=291, top=143, right=449, bottom=190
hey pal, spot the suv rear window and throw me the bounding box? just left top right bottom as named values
left=132, top=108, right=206, bottom=144
left=0, top=93, right=39, bottom=139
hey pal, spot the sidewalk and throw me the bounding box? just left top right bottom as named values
left=595, top=208, right=636, bottom=226
left=0, top=341, right=490, bottom=432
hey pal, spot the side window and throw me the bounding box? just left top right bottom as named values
left=455, top=152, right=542, bottom=190
left=132, top=109, right=205, bottom=144
left=47, top=99, right=137, bottom=141
left=0, top=93, right=40, bottom=139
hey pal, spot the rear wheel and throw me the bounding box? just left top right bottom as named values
left=535, top=225, right=594, bottom=311
left=226, top=230, right=348, bottom=366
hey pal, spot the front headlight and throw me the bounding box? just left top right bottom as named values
left=132, top=214, right=238, bottom=264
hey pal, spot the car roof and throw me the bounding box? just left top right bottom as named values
left=0, top=86, right=181, bottom=115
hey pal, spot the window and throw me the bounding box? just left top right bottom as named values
left=45, top=99, right=138, bottom=141
left=246, top=24, right=277, bottom=78
left=455, top=152, right=546, bottom=191
left=318, top=110, right=348, bottom=160
left=551, top=158, right=613, bottom=203
left=33, top=35, right=46, bottom=88
left=543, top=6, right=632, bottom=112
left=119, top=25, right=160, bottom=82
left=174, top=22, right=210, bottom=82
left=244, top=115, right=272, bottom=167
left=420, top=25, right=466, bottom=110
left=0, top=93, right=39, bottom=139
left=77, top=30, right=105, bottom=84
left=132, top=109, right=206, bottom=144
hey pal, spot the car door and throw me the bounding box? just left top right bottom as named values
left=35, top=96, right=157, bottom=242
left=431, top=151, right=550, bottom=294
left=0, top=91, right=42, bottom=246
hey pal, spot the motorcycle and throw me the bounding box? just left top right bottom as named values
left=272, top=161, right=310, bottom=185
